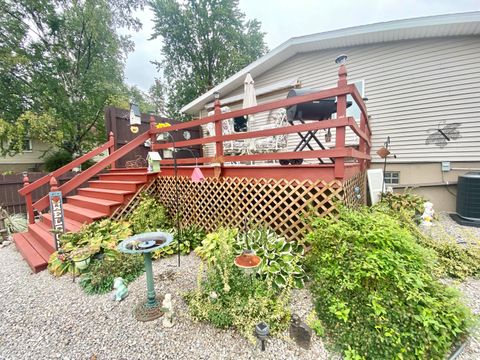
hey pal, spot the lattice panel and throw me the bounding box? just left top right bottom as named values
left=128, top=176, right=343, bottom=242
left=342, top=171, right=367, bottom=208
left=110, top=181, right=153, bottom=221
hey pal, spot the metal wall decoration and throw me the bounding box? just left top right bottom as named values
left=48, top=191, right=65, bottom=250
left=425, top=121, right=462, bottom=148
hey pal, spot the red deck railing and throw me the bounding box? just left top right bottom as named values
left=18, top=62, right=370, bottom=224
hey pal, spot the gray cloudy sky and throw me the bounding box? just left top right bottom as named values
left=124, top=0, right=480, bottom=91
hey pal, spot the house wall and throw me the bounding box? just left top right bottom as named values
left=200, top=36, right=480, bottom=163
left=0, top=139, right=51, bottom=173
left=198, top=36, right=480, bottom=210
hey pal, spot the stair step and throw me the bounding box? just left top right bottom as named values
left=41, top=213, right=84, bottom=233
left=28, top=223, right=56, bottom=253
left=98, top=173, right=151, bottom=182
left=77, top=188, right=134, bottom=202
left=62, top=203, right=108, bottom=224
left=67, top=195, right=121, bottom=214
left=109, top=167, right=148, bottom=173
left=88, top=180, right=145, bottom=192
left=13, top=233, right=48, bottom=273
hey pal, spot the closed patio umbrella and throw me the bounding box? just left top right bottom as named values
left=243, top=73, right=257, bottom=124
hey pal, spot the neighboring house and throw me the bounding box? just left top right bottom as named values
left=0, top=138, right=51, bottom=173
left=181, top=12, right=480, bottom=211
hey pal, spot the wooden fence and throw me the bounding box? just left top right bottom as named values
left=111, top=172, right=367, bottom=242
left=0, top=172, right=75, bottom=214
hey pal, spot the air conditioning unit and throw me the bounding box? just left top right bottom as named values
left=453, top=171, right=480, bottom=227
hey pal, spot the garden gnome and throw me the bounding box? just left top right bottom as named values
left=289, top=313, right=312, bottom=350
left=162, top=293, right=174, bottom=328
left=421, top=201, right=435, bottom=227
left=111, top=277, right=128, bottom=301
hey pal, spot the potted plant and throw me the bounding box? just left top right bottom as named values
left=71, top=246, right=93, bottom=270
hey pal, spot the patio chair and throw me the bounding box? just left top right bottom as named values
left=206, top=106, right=249, bottom=156
left=251, top=108, right=289, bottom=153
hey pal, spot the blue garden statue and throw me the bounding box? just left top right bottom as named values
left=111, top=277, right=128, bottom=301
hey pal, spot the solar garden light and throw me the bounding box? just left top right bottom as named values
left=335, top=54, right=348, bottom=66
left=255, top=322, right=269, bottom=351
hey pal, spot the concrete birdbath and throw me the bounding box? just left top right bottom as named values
left=118, top=231, right=173, bottom=322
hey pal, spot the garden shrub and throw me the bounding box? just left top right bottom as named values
left=44, top=150, right=73, bottom=171
left=195, top=227, right=306, bottom=290
left=48, top=219, right=132, bottom=276
left=79, top=253, right=144, bottom=294
left=128, top=193, right=171, bottom=234
left=186, top=227, right=292, bottom=342
left=394, top=210, right=480, bottom=279
left=306, top=206, right=473, bottom=359
left=152, top=224, right=206, bottom=259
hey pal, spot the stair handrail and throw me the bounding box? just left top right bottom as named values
left=19, top=132, right=115, bottom=197
left=32, top=130, right=151, bottom=213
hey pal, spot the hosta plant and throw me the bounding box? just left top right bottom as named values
left=236, top=228, right=305, bottom=289
left=152, top=224, right=206, bottom=259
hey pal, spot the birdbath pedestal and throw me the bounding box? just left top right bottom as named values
left=118, top=231, right=173, bottom=322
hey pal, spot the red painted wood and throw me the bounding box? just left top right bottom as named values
left=19, top=138, right=113, bottom=196
left=88, top=180, right=145, bottom=192
left=108, top=131, right=116, bottom=170
left=41, top=213, right=84, bottom=233
left=98, top=173, right=150, bottom=182
left=77, top=188, right=134, bottom=202
left=67, top=195, right=121, bottom=214
left=334, top=65, right=348, bottom=179
left=151, top=86, right=352, bottom=135
left=214, top=99, right=223, bottom=160
left=27, top=223, right=56, bottom=254
left=152, top=118, right=350, bottom=150
left=62, top=203, right=107, bottom=224
left=22, top=174, right=35, bottom=224
left=33, top=131, right=150, bottom=211
left=349, top=85, right=369, bottom=131
left=13, top=232, right=48, bottom=272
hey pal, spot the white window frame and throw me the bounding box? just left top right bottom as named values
left=347, top=79, right=365, bottom=120
left=23, top=138, right=33, bottom=152
left=384, top=171, right=400, bottom=185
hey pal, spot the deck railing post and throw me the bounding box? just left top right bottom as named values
left=213, top=93, right=224, bottom=161
left=108, top=131, right=116, bottom=170
left=359, top=113, right=367, bottom=171
left=22, top=172, right=35, bottom=224
left=149, top=115, right=156, bottom=153
left=335, top=61, right=348, bottom=179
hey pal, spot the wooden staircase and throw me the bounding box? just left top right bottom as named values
left=13, top=168, right=155, bottom=273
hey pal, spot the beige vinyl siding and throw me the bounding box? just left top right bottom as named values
left=0, top=139, right=50, bottom=166
left=200, top=36, right=480, bottom=163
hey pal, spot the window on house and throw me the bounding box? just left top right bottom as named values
left=384, top=171, right=400, bottom=184
left=23, top=138, right=33, bottom=152
left=347, top=80, right=365, bottom=120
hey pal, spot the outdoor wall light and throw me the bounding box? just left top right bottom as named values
left=213, top=91, right=220, bottom=100
left=335, top=54, right=348, bottom=65
left=255, top=322, right=269, bottom=351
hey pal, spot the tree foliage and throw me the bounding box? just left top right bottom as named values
left=0, top=0, right=145, bottom=156
left=150, top=0, right=268, bottom=118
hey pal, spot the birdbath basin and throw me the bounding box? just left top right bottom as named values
left=118, top=231, right=173, bottom=322
left=234, top=251, right=262, bottom=275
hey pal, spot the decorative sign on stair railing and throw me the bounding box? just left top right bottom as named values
left=49, top=191, right=65, bottom=250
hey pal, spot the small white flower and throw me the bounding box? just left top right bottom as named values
left=210, top=291, right=218, bottom=299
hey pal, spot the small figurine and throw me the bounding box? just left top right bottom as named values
left=162, top=293, right=174, bottom=328
left=111, top=277, right=128, bottom=302
left=421, top=201, right=435, bottom=227
left=290, top=313, right=312, bottom=350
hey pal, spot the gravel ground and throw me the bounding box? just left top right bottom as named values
left=0, top=245, right=329, bottom=360
left=1, top=212, right=479, bottom=360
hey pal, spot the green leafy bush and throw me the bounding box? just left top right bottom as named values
left=195, top=227, right=306, bottom=290
left=376, top=190, right=426, bottom=217
left=394, top=210, right=480, bottom=279
left=44, top=150, right=73, bottom=171
left=128, top=193, right=171, bottom=234
left=236, top=228, right=305, bottom=289
left=48, top=219, right=132, bottom=276
left=152, top=224, right=206, bottom=259
left=79, top=253, right=144, bottom=294
left=306, top=206, right=473, bottom=359
left=185, top=229, right=292, bottom=342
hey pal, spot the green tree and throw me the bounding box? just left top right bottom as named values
left=150, top=0, right=267, bottom=118
left=148, top=78, right=167, bottom=116
left=0, top=0, right=145, bottom=156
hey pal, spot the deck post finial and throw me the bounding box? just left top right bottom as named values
left=149, top=115, right=156, bottom=129
left=50, top=176, right=59, bottom=192
left=22, top=172, right=30, bottom=186
left=109, top=131, right=114, bottom=141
